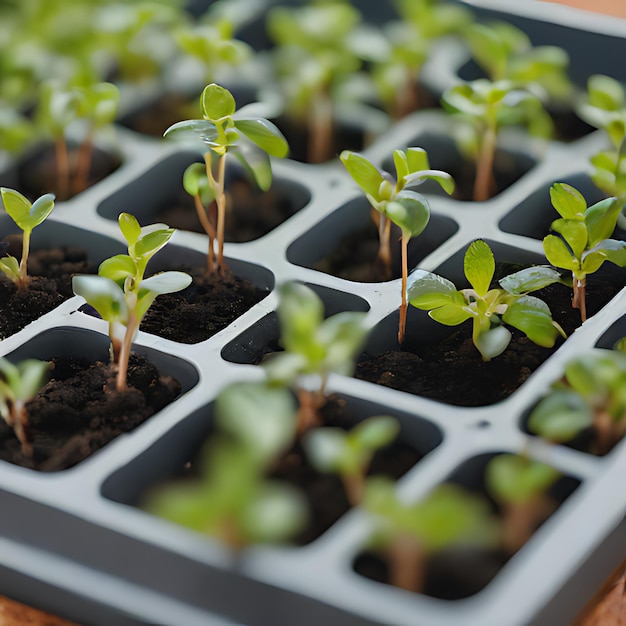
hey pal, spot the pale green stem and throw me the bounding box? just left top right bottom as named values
left=398, top=235, right=409, bottom=344
left=19, top=229, right=31, bottom=289
left=474, top=121, right=497, bottom=202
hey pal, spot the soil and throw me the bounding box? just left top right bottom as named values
left=269, top=395, right=422, bottom=545
left=0, top=354, right=181, bottom=472
left=355, top=270, right=623, bottom=406
left=0, top=244, right=95, bottom=340
left=156, top=176, right=297, bottom=243
left=140, top=265, right=268, bottom=344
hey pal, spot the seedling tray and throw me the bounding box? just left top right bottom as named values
left=0, top=1, right=625, bottom=624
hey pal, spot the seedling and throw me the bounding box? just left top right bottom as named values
left=0, top=107, right=34, bottom=156
left=528, top=350, right=626, bottom=454
left=72, top=213, right=191, bottom=392
left=303, top=415, right=400, bottom=506
left=145, top=381, right=307, bottom=551
left=340, top=147, right=454, bottom=343
left=409, top=239, right=565, bottom=361
left=0, top=188, right=55, bottom=289
left=363, top=478, right=499, bottom=593
left=542, top=182, right=626, bottom=322
left=0, top=357, right=49, bottom=457
left=164, top=83, right=288, bottom=273
left=577, top=74, right=626, bottom=230
left=264, top=283, right=369, bottom=434
left=486, top=453, right=560, bottom=553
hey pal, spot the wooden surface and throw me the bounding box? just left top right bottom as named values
left=542, top=0, right=626, bottom=18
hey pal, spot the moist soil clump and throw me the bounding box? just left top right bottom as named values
left=0, top=245, right=94, bottom=339
left=141, top=265, right=267, bottom=344
left=356, top=273, right=622, bottom=406
left=269, top=396, right=421, bottom=545
left=0, top=354, right=181, bottom=471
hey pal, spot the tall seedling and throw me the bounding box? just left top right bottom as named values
left=164, top=83, right=288, bottom=274
left=340, top=147, right=454, bottom=343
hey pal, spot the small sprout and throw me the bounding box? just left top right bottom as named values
left=164, top=83, right=288, bottom=274
left=528, top=350, right=626, bottom=454
left=542, top=183, right=626, bottom=322
left=486, top=453, right=560, bottom=553
left=341, top=147, right=454, bottom=343
left=0, top=107, right=34, bottom=155
left=0, top=357, right=49, bottom=457
left=145, top=381, right=306, bottom=551
left=264, top=283, right=369, bottom=434
left=363, top=478, right=499, bottom=593
left=303, top=415, right=400, bottom=506
left=616, top=337, right=626, bottom=352
left=0, top=188, right=55, bottom=289
left=72, top=213, right=191, bottom=392
left=409, top=239, right=565, bottom=361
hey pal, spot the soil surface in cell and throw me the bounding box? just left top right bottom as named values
left=156, top=177, right=297, bottom=242
left=0, top=354, right=181, bottom=471
left=0, top=244, right=94, bottom=340
left=356, top=269, right=623, bottom=406
left=140, top=265, right=268, bottom=343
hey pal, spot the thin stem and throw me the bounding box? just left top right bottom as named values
left=73, top=129, right=94, bottom=194
left=296, top=388, right=322, bottom=435
left=116, top=314, right=136, bottom=392
left=572, top=276, right=587, bottom=322
left=501, top=496, right=555, bottom=554
left=389, top=533, right=426, bottom=593
left=473, top=122, right=497, bottom=202
left=376, top=213, right=392, bottom=279
left=55, top=136, right=70, bottom=201
left=11, top=402, right=32, bottom=458
left=398, top=235, right=409, bottom=344
left=341, top=471, right=364, bottom=507
left=193, top=193, right=216, bottom=273
left=215, top=154, right=227, bottom=273
left=19, top=230, right=30, bottom=289
left=308, top=91, right=333, bottom=164
left=394, top=68, right=420, bottom=119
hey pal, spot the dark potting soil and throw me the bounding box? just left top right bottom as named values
left=0, top=354, right=181, bottom=472
left=0, top=245, right=95, bottom=340
left=17, top=144, right=122, bottom=201
left=140, top=265, right=267, bottom=344
left=355, top=272, right=623, bottom=407
left=119, top=92, right=197, bottom=138
left=270, top=396, right=422, bottom=545
left=155, top=176, right=297, bottom=243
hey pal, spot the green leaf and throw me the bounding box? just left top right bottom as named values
left=383, top=190, right=430, bottom=238
left=163, top=119, right=218, bottom=144
left=134, top=228, right=176, bottom=260
left=403, top=169, right=455, bottom=196
left=551, top=219, right=587, bottom=260
left=543, top=234, right=579, bottom=271
left=408, top=271, right=458, bottom=307
left=585, top=197, right=621, bottom=246
left=340, top=151, right=385, bottom=199
left=0, top=188, right=55, bottom=231
left=528, top=390, right=593, bottom=441
left=549, top=183, right=587, bottom=219
left=277, top=283, right=324, bottom=353
left=201, top=83, right=236, bottom=120
left=303, top=428, right=347, bottom=472
left=464, top=240, right=494, bottom=297
left=0, top=256, right=20, bottom=283
left=317, top=311, right=369, bottom=376
left=230, top=142, right=273, bottom=191
left=429, top=303, right=473, bottom=326
left=585, top=239, right=626, bottom=268
left=499, top=265, right=562, bottom=295
left=588, top=74, right=624, bottom=111
left=474, top=325, right=512, bottom=360
left=98, top=254, right=136, bottom=282
left=503, top=295, right=559, bottom=347
left=234, top=118, right=289, bottom=158
left=72, top=274, right=126, bottom=323
left=139, top=271, right=192, bottom=295
left=393, top=150, right=409, bottom=182
left=353, top=415, right=400, bottom=451
left=405, top=147, right=430, bottom=174
left=118, top=212, right=142, bottom=247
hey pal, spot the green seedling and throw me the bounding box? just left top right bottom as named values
left=340, top=147, right=454, bottom=343
left=373, top=0, right=471, bottom=118
left=264, top=283, right=369, bottom=434
left=0, top=357, right=49, bottom=457
left=0, top=188, right=55, bottom=289
left=164, top=83, right=288, bottom=274
left=486, top=453, right=560, bottom=553
left=363, top=478, right=499, bottom=593
left=0, top=107, right=34, bottom=156
left=442, top=76, right=552, bottom=202
left=528, top=350, right=626, bottom=455
left=72, top=213, right=191, bottom=392
left=303, top=415, right=400, bottom=506
left=577, top=74, right=626, bottom=230
left=409, top=239, right=565, bottom=361
left=266, top=1, right=369, bottom=163
left=145, top=381, right=307, bottom=551
left=542, top=182, right=626, bottom=322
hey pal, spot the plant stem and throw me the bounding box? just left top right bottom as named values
left=388, top=533, right=426, bottom=593
left=394, top=68, right=420, bottom=119
left=501, top=496, right=555, bottom=553
left=10, top=402, right=32, bottom=458
left=116, top=315, right=136, bottom=392
left=572, top=276, right=587, bottom=322
left=296, top=388, right=322, bottom=435
left=398, top=235, right=409, bottom=344
left=73, top=129, right=94, bottom=195
left=215, top=154, right=227, bottom=273
left=341, top=471, right=364, bottom=507
left=19, top=230, right=30, bottom=289
left=193, top=193, right=216, bottom=273
left=474, top=122, right=497, bottom=202
left=308, top=91, right=333, bottom=164
left=593, top=409, right=621, bottom=455
left=55, top=136, right=70, bottom=201
left=374, top=210, right=392, bottom=279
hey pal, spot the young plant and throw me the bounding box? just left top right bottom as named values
left=145, top=381, right=307, bottom=551
left=164, top=83, right=288, bottom=273
left=340, top=147, right=455, bottom=343
left=303, top=415, right=400, bottom=506
left=577, top=74, right=626, bottom=230
left=72, top=213, right=191, bottom=392
left=542, top=182, right=626, bottom=322
left=528, top=350, right=626, bottom=455
left=0, top=188, right=55, bottom=289
left=363, top=478, right=499, bottom=593
left=409, top=239, right=565, bottom=361
left=486, top=453, right=560, bottom=553
left=0, top=357, right=50, bottom=457
left=264, top=283, right=369, bottom=434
